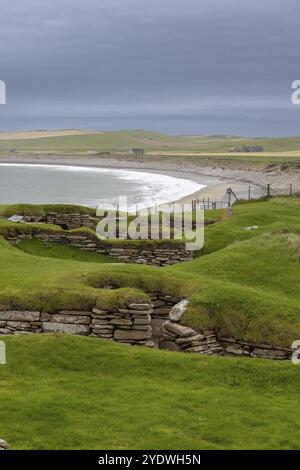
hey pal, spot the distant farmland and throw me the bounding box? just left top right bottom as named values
left=0, top=129, right=300, bottom=164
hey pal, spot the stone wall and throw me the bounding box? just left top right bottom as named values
left=5, top=232, right=193, bottom=266
left=0, top=303, right=154, bottom=347
left=0, top=299, right=292, bottom=360
left=23, top=212, right=95, bottom=230
left=161, top=322, right=222, bottom=355
left=219, top=337, right=292, bottom=360
left=160, top=301, right=223, bottom=354
left=148, top=293, right=179, bottom=343
left=159, top=300, right=293, bottom=360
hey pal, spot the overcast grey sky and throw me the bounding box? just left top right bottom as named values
left=0, top=0, right=300, bottom=135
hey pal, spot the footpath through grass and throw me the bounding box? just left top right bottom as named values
left=1, top=334, right=300, bottom=450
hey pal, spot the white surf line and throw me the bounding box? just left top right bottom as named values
left=0, top=163, right=206, bottom=209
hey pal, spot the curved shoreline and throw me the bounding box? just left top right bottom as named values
left=0, top=160, right=213, bottom=209
left=0, top=154, right=263, bottom=205
left=1, top=152, right=298, bottom=205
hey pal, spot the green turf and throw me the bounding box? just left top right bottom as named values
left=194, top=196, right=300, bottom=255
left=1, top=130, right=300, bottom=163
left=16, top=239, right=117, bottom=263
left=0, top=334, right=300, bottom=450
left=0, top=197, right=300, bottom=450
left=0, top=203, right=96, bottom=217
left=0, top=196, right=299, bottom=347
left=173, top=197, right=300, bottom=347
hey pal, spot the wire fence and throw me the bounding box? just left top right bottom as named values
left=191, top=183, right=299, bottom=211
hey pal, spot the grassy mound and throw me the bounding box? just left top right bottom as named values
left=1, top=334, right=300, bottom=450
left=0, top=203, right=96, bottom=217
left=16, top=239, right=117, bottom=264
left=178, top=233, right=300, bottom=346
left=0, top=196, right=299, bottom=347
left=0, top=237, right=145, bottom=311
left=197, top=196, right=300, bottom=256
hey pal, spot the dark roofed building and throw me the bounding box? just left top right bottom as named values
left=230, top=146, right=264, bottom=153
left=131, top=148, right=145, bottom=156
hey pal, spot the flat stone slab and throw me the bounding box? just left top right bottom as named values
left=42, top=322, right=90, bottom=335
left=114, top=329, right=152, bottom=341
left=0, top=328, right=12, bottom=335
left=128, top=303, right=152, bottom=311
left=0, top=311, right=40, bottom=322
left=251, top=348, right=288, bottom=360
left=6, top=321, right=37, bottom=330
left=175, top=333, right=205, bottom=344
left=165, top=321, right=196, bottom=338
left=92, top=308, right=109, bottom=316
left=169, top=300, right=189, bottom=322
left=109, top=319, right=133, bottom=326
left=58, top=310, right=91, bottom=316
left=49, top=314, right=90, bottom=325
left=0, top=439, right=9, bottom=450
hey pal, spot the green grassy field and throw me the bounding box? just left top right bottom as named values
left=1, top=130, right=300, bottom=164
left=1, top=334, right=300, bottom=450
left=0, top=196, right=299, bottom=449
left=0, top=196, right=299, bottom=346
left=16, top=239, right=118, bottom=264
left=0, top=203, right=96, bottom=217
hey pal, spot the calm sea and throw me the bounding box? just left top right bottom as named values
left=0, top=164, right=204, bottom=210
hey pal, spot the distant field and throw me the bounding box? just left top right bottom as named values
left=0, top=129, right=103, bottom=140
left=0, top=130, right=300, bottom=164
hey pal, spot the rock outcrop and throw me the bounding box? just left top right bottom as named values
left=0, top=439, right=9, bottom=450
left=159, top=300, right=223, bottom=354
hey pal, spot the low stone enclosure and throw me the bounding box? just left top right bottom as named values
left=21, top=212, right=96, bottom=230
left=0, top=297, right=293, bottom=360
left=5, top=231, right=193, bottom=266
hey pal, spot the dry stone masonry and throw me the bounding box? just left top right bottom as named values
left=5, top=232, right=193, bottom=266
left=160, top=301, right=222, bottom=354
left=91, top=303, right=153, bottom=346
left=149, top=293, right=179, bottom=342
left=22, top=212, right=95, bottom=230
left=159, top=300, right=293, bottom=359
left=0, top=305, right=153, bottom=346
left=0, top=299, right=293, bottom=360
left=220, top=337, right=292, bottom=360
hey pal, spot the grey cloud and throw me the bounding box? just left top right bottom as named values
left=0, top=0, right=300, bottom=135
